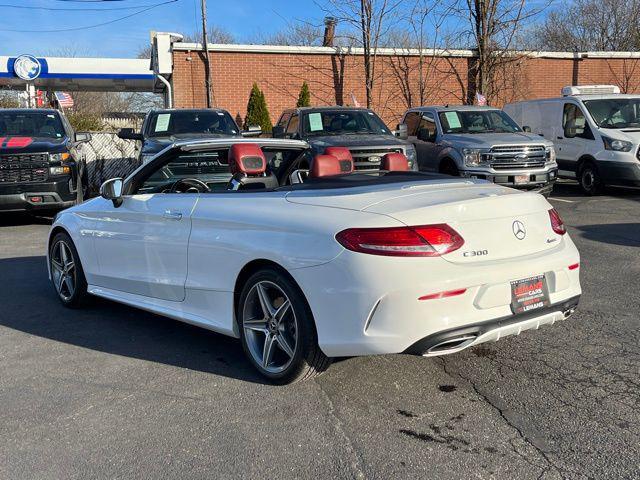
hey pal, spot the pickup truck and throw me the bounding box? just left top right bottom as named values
left=118, top=108, right=260, bottom=164
left=0, top=108, right=91, bottom=214
left=272, top=106, right=417, bottom=172
left=401, top=105, right=558, bottom=196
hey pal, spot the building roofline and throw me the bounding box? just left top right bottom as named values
left=171, top=43, right=640, bottom=60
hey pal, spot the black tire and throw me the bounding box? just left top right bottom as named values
left=237, top=267, right=331, bottom=384
left=49, top=232, right=90, bottom=308
left=440, top=159, right=459, bottom=176
left=578, top=162, right=604, bottom=195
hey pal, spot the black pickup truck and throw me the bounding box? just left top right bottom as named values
left=118, top=108, right=261, bottom=164
left=272, top=106, right=417, bottom=172
left=0, top=109, right=91, bottom=214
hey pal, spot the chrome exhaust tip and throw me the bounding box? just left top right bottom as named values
left=426, top=334, right=477, bottom=355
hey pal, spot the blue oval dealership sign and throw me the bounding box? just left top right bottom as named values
left=13, top=54, right=41, bottom=80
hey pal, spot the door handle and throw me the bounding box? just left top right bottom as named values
left=163, top=210, right=183, bottom=220
left=557, top=136, right=564, bottom=140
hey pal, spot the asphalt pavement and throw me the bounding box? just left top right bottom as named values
left=0, top=181, right=638, bottom=480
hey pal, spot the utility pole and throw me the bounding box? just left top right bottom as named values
left=200, top=0, right=213, bottom=107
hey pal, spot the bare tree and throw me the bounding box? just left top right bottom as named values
left=531, top=0, right=640, bottom=51
left=324, top=0, right=404, bottom=107
left=249, top=22, right=325, bottom=46
left=455, top=0, right=548, bottom=103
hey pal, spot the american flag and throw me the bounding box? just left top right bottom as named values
left=475, top=92, right=487, bottom=106
left=55, top=91, right=74, bottom=108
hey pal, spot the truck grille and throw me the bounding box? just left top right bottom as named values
left=0, top=153, right=49, bottom=183
left=167, top=153, right=230, bottom=176
left=487, top=145, right=546, bottom=170
left=348, top=147, right=403, bottom=171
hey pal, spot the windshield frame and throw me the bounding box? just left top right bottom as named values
left=0, top=111, right=66, bottom=139
left=145, top=110, right=240, bottom=138
left=301, top=109, right=391, bottom=136
left=583, top=97, right=640, bottom=129
left=437, top=109, right=522, bottom=134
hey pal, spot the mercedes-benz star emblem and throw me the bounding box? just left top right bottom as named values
left=512, top=220, right=526, bottom=240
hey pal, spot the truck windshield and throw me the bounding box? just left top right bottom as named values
left=302, top=110, right=390, bottom=136
left=147, top=111, right=239, bottom=137
left=438, top=110, right=521, bottom=134
left=0, top=112, right=65, bottom=138
left=583, top=98, right=640, bottom=128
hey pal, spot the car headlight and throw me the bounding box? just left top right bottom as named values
left=462, top=148, right=484, bottom=167
left=49, top=152, right=70, bottom=162
left=405, top=145, right=417, bottom=170
left=545, top=146, right=556, bottom=163
left=602, top=136, right=633, bottom=152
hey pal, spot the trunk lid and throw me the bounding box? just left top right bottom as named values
left=286, top=179, right=560, bottom=263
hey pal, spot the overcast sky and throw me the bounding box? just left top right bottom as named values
left=0, top=0, right=325, bottom=58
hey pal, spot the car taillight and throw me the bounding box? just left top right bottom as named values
left=549, top=208, right=566, bottom=235
left=335, top=224, right=464, bottom=257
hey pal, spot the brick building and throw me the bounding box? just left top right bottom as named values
left=166, top=42, right=640, bottom=127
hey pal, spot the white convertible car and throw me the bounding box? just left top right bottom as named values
left=48, top=138, right=581, bottom=383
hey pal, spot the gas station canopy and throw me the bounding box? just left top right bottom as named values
left=0, top=55, right=157, bottom=92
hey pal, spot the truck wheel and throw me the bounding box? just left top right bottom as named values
left=440, top=159, right=459, bottom=176
left=578, top=162, right=603, bottom=195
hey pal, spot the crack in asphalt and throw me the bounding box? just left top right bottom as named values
left=314, top=379, right=366, bottom=480
left=437, top=357, right=573, bottom=480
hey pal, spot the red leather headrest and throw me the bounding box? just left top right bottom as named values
left=382, top=152, right=409, bottom=171
left=324, top=147, right=354, bottom=174
left=310, top=154, right=343, bottom=178
left=228, top=143, right=266, bottom=175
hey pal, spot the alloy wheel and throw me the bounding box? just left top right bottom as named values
left=242, top=280, right=298, bottom=374
left=51, top=240, right=76, bottom=301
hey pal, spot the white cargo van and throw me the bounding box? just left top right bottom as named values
left=504, top=85, right=640, bottom=194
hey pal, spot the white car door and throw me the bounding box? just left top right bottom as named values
left=91, top=193, right=197, bottom=302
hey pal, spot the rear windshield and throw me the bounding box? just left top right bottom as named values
left=584, top=98, right=640, bottom=128
left=438, top=110, right=521, bottom=134
left=0, top=112, right=65, bottom=138
left=301, top=110, right=390, bottom=136
left=146, top=111, right=239, bottom=137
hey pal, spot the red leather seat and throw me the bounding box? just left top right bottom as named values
left=227, top=143, right=278, bottom=190
left=229, top=143, right=267, bottom=175
left=310, top=154, right=342, bottom=178
left=381, top=152, right=409, bottom=171
left=324, top=147, right=354, bottom=174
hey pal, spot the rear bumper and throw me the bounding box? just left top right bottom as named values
left=0, top=177, right=76, bottom=212
left=404, top=295, right=580, bottom=355
left=291, top=235, right=581, bottom=357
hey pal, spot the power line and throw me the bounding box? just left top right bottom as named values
left=0, top=0, right=178, bottom=32
left=0, top=1, right=173, bottom=11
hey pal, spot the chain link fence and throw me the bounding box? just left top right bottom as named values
left=82, top=133, right=140, bottom=196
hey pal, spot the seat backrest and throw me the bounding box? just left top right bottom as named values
left=381, top=152, right=409, bottom=172
left=227, top=143, right=278, bottom=190
left=309, top=154, right=342, bottom=178
left=323, top=147, right=354, bottom=174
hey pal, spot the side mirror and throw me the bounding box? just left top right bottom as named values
left=522, top=125, right=531, bottom=133
left=75, top=132, right=92, bottom=143
left=100, top=178, right=124, bottom=207
left=272, top=125, right=285, bottom=138
left=241, top=125, right=262, bottom=137
left=118, top=128, right=144, bottom=141
left=417, top=128, right=435, bottom=142
left=396, top=123, right=408, bottom=140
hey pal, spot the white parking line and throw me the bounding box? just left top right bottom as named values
left=548, top=198, right=575, bottom=203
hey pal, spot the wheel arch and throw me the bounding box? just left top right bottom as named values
left=439, top=156, right=458, bottom=173
left=48, top=225, right=71, bottom=252
left=233, top=259, right=315, bottom=332
left=576, top=154, right=598, bottom=174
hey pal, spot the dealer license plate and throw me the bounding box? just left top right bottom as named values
left=514, top=174, right=529, bottom=184
left=510, top=275, right=550, bottom=314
